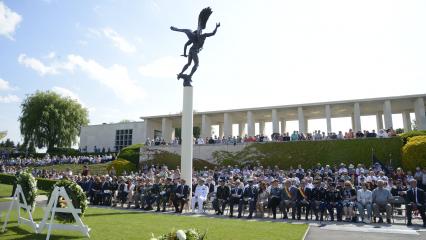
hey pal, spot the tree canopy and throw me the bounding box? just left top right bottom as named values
left=19, top=91, right=89, bottom=152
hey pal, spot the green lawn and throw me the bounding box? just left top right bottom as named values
left=0, top=183, right=13, bottom=199
left=0, top=207, right=307, bottom=240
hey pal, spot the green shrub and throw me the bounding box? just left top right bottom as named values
left=213, top=138, right=403, bottom=169
left=117, top=143, right=143, bottom=166
left=0, top=173, right=57, bottom=191
left=143, top=150, right=216, bottom=170
left=107, top=159, right=137, bottom=175
left=48, top=147, right=80, bottom=156
left=400, top=130, right=426, bottom=145
left=402, top=136, right=426, bottom=170
left=0, top=173, right=16, bottom=185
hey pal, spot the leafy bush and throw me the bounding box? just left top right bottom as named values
left=402, top=136, right=426, bottom=170
left=0, top=173, right=16, bottom=184
left=48, top=147, right=80, bottom=156
left=213, top=138, right=403, bottom=169
left=0, top=173, right=57, bottom=191
left=107, top=159, right=137, bottom=175
left=117, top=143, right=143, bottom=166
left=399, top=130, right=426, bottom=145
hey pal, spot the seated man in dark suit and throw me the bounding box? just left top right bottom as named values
left=281, top=179, right=298, bottom=220
left=240, top=178, right=258, bottom=219
left=406, top=179, right=426, bottom=227
left=173, top=179, right=190, bottom=213
left=213, top=179, right=230, bottom=215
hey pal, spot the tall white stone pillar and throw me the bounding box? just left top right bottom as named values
left=402, top=111, right=412, bottom=132
left=219, top=123, right=224, bottom=138
left=181, top=86, right=193, bottom=201
left=272, top=109, right=279, bottom=133
left=143, top=119, right=153, bottom=141
left=239, top=123, right=245, bottom=137
left=325, top=105, right=332, bottom=134
left=247, top=111, right=255, bottom=137
left=224, top=113, right=233, bottom=137
left=414, top=97, right=426, bottom=130
left=161, top=117, right=173, bottom=143
left=376, top=112, right=383, bottom=131
left=383, top=100, right=393, bottom=129
left=259, top=121, right=265, bottom=135
left=298, top=107, right=306, bottom=133
left=280, top=119, right=286, bottom=134
left=201, top=114, right=211, bottom=139
left=353, top=102, right=361, bottom=133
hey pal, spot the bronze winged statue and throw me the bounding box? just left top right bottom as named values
left=171, top=7, right=220, bottom=86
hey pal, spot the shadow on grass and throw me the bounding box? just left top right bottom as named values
left=1, top=226, right=83, bottom=240
left=85, top=211, right=144, bottom=218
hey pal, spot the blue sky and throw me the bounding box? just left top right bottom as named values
left=1, top=0, right=426, bottom=143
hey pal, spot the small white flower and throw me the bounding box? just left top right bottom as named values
left=176, top=230, right=187, bottom=240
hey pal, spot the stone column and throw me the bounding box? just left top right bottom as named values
left=161, top=117, right=173, bottom=143
left=143, top=119, right=153, bottom=140
left=383, top=100, right=393, bottom=129
left=259, top=121, right=265, bottom=135
left=201, top=114, right=211, bottom=138
left=402, top=111, right=412, bottom=132
left=181, top=86, right=193, bottom=201
left=280, top=119, right=286, bottom=134
left=219, top=123, right=224, bottom=138
left=298, top=107, right=306, bottom=133
left=414, top=97, right=426, bottom=130
left=272, top=109, right=279, bottom=133
left=247, top=111, right=255, bottom=137
left=239, top=123, right=246, bottom=137
left=224, top=113, right=233, bottom=137
left=376, top=112, right=383, bottom=131
left=325, top=105, right=332, bottom=134
left=353, top=102, right=361, bottom=133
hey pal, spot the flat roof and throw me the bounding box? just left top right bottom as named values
left=140, top=93, right=426, bottom=119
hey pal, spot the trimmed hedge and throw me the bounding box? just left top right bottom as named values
left=117, top=143, right=143, bottom=166
left=0, top=173, right=57, bottom=191
left=213, top=137, right=403, bottom=169
left=142, top=150, right=216, bottom=170
left=402, top=136, right=426, bottom=170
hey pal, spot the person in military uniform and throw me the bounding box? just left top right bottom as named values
left=281, top=179, right=298, bottom=219
left=240, top=178, right=258, bottom=219
left=325, top=182, right=343, bottom=221
left=213, top=179, right=230, bottom=215
left=229, top=179, right=243, bottom=218
left=296, top=180, right=312, bottom=220
left=142, top=179, right=155, bottom=210
left=152, top=177, right=163, bottom=212
left=310, top=180, right=327, bottom=221
left=134, top=179, right=144, bottom=209
left=173, top=178, right=190, bottom=213
left=269, top=179, right=282, bottom=219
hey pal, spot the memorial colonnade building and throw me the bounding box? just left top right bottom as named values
left=141, top=94, right=426, bottom=142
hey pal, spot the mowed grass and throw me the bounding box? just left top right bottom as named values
left=0, top=183, right=13, bottom=200
left=0, top=206, right=307, bottom=240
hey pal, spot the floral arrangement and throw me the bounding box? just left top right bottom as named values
left=48, top=179, right=88, bottom=222
left=16, top=171, right=38, bottom=211
left=150, top=229, right=207, bottom=240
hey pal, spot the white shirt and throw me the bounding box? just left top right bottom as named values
left=357, top=188, right=372, bottom=205
left=194, top=184, right=209, bottom=199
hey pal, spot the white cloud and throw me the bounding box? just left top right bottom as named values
left=45, top=51, right=56, bottom=59
left=0, top=94, right=20, bottom=103
left=52, top=86, right=81, bottom=103
left=0, top=1, right=22, bottom=40
left=139, top=56, right=185, bottom=78
left=66, top=54, right=144, bottom=103
left=102, top=27, right=136, bottom=54
left=18, top=54, right=59, bottom=76
left=17, top=53, right=145, bottom=104
left=0, top=78, right=12, bottom=91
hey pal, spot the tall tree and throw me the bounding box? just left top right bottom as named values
left=19, top=91, right=89, bottom=152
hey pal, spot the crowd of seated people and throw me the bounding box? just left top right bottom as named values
left=0, top=154, right=115, bottom=170
left=20, top=162, right=423, bottom=228
left=145, top=128, right=399, bottom=146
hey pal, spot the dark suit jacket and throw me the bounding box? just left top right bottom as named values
left=175, top=184, right=190, bottom=199
left=406, top=188, right=425, bottom=205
